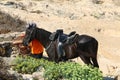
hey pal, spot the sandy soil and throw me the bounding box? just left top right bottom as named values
left=0, top=0, right=120, bottom=76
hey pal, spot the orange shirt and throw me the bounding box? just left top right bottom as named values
left=29, top=39, right=44, bottom=54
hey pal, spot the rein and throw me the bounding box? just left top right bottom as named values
left=45, top=41, right=53, bottom=51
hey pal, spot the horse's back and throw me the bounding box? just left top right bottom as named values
left=78, top=34, right=98, bottom=44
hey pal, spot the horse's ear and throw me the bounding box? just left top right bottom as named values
left=32, top=23, right=36, bottom=28
left=26, top=23, right=37, bottom=29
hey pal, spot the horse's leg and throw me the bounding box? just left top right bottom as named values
left=92, top=39, right=99, bottom=68
left=89, top=42, right=99, bottom=68
left=90, top=48, right=99, bottom=68
left=79, top=55, right=92, bottom=65
left=78, top=49, right=93, bottom=65
left=91, top=57, right=99, bottom=68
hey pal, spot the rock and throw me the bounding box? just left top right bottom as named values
left=22, top=74, right=33, bottom=80
left=0, top=11, right=26, bottom=33
left=8, top=70, right=23, bottom=80
left=3, top=1, right=26, bottom=10
left=32, top=72, right=44, bottom=80
left=0, top=42, right=12, bottom=57
left=0, top=57, right=19, bottom=80
left=0, top=69, right=17, bottom=80
left=0, top=57, right=9, bottom=69
left=113, top=0, right=120, bottom=6
left=92, top=0, right=104, bottom=4
left=32, top=67, right=45, bottom=80
left=0, top=32, right=28, bottom=57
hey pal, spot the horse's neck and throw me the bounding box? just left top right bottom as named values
left=35, top=28, right=51, bottom=48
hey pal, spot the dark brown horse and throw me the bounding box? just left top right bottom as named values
left=23, top=23, right=99, bottom=68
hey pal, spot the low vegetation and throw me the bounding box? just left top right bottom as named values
left=12, top=56, right=103, bottom=80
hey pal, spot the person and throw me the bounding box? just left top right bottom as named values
left=29, top=39, right=44, bottom=58
left=13, top=33, right=44, bottom=58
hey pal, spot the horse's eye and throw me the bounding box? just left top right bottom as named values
left=26, top=30, right=30, bottom=33
left=26, top=29, right=33, bottom=35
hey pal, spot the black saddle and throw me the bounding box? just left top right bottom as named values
left=66, top=33, right=79, bottom=44
left=49, top=31, right=78, bottom=44
left=49, top=32, right=58, bottom=41
left=68, top=31, right=76, bottom=37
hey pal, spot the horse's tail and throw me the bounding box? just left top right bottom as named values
left=92, top=38, right=98, bottom=56
left=86, top=37, right=98, bottom=57
left=91, top=38, right=99, bottom=68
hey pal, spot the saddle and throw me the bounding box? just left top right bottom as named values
left=49, top=31, right=79, bottom=61
left=49, top=32, right=58, bottom=41
left=66, top=31, right=79, bottom=44
left=49, top=31, right=78, bottom=44
left=49, top=31, right=67, bottom=43
left=68, top=31, right=76, bottom=37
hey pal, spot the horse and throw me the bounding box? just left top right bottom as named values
left=22, top=23, right=99, bottom=68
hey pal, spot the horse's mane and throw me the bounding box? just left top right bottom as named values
left=37, top=28, right=51, bottom=35
left=35, top=27, right=52, bottom=48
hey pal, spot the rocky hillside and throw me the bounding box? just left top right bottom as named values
left=0, top=0, right=120, bottom=79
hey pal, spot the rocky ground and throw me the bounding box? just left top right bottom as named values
left=0, top=0, right=120, bottom=80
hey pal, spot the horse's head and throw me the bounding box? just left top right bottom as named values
left=23, top=23, right=37, bottom=46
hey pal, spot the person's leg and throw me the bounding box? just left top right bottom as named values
left=38, top=52, right=43, bottom=58
left=29, top=53, right=35, bottom=58
left=29, top=53, right=43, bottom=59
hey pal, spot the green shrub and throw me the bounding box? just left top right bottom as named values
left=12, top=56, right=42, bottom=74
left=44, top=62, right=103, bottom=80
left=12, top=56, right=103, bottom=80
left=12, top=56, right=56, bottom=74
